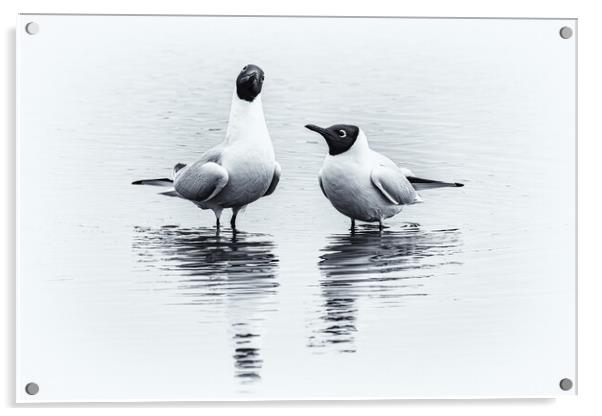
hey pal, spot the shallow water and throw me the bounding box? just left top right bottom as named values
left=18, top=16, right=575, bottom=400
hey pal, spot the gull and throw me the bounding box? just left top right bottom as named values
left=305, top=123, right=463, bottom=230
left=133, top=64, right=281, bottom=231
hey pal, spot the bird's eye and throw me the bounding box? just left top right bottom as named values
left=242, top=66, right=248, bottom=71
left=261, top=75, right=265, bottom=81
left=338, top=129, right=347, bottom=138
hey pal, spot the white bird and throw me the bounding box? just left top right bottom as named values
left=305, top=124, right=463, bottom=229
left=133, top=64, right=281, bottom=231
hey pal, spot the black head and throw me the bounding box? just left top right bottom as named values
left=236, top=64, right=265, bottom=102
left=305, top=124, right=360, bottom=156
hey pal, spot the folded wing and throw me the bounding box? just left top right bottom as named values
left=370, top=165, right=419, bottom=205
left=406, top=176, right=464, bottom=190
left=263, top=162, right=281, bottom=197
left=174, top=161, right=229, bottom=202
left=131, top=178, right=173, bottom=186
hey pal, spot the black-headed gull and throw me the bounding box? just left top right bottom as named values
left=305, top=123, right=462, bottom=229
left=134, top=65, right=281, bottom=231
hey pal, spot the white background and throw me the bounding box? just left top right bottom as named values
left=1, top=0, right=600, bottom=414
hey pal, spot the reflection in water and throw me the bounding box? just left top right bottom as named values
left=310, top=224, right=461, bottom=353
left=132, top=225, right=279, bottom=383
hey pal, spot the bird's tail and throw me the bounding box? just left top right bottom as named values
left=131, top=177, right=182, bottom=199
left=132, top=163, right=187, bottom=187
left=131, top=178, right=173, bottom=186
left=407, top=176, right=464, bottom=191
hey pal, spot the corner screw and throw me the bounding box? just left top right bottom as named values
left=25, top=382, right=39, bottom=395
left=25, top=22, right=39, bottom=35
left=559, top=26, right=573, bottom=39
left=559, top=378, right=573, bottom=391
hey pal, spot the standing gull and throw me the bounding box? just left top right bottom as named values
left=133, top=64, right=281, bottom=230
left=305, top=123, right=463, bottom=230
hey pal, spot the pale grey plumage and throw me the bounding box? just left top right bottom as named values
left=132, top=64, right=280, bottom=230
left=263, top=162, right=281, bottom=197
left=312, top=126, right=462, bottom=229
left=370, top=165, right=418, bottom=205
left=174, top=161, right=229, bottom=202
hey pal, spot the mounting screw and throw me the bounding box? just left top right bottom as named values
left=559, top=26, right=573, bottom=39
left=25, top=22, right=39, bottom=35
left=25, top=382, right=39, bottom=395
left=559, top=378, right=573, bottom=391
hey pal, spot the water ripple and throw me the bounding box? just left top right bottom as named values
left=132, top=225, right=279, bottom=383
left=309, top=224, right=462, bottom=352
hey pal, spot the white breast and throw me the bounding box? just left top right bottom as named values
left=209, top=93, right=276, bottom=208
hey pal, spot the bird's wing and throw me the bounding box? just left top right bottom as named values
left=263, top=162, right=281, bottom=197
left=158, top=188, right=182, bottom=198
left=174, top=142, right=224, bottom=176
left=199, top=143, right=225, bottom=164
left=174, top=161, right=229, bottom=202
left=398, top=166, right=415, bottom=177
left=318, top=169, right=328, bottom=199
left=172, top=163, right=187, bottom=180
left=370, top=165, right=419, bottom=205
left=406, top=176, right=464, bottom=190
left=131, top=178, right=173, bottom=186
left=396, top=161, right=463, bottom=190
left=318, top=177, right=328, bottom=199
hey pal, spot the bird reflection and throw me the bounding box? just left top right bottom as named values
left=132, top=225, right=279, bottom=383
left=310, top=224, right=461, bottom=353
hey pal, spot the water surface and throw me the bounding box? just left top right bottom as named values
left=18, top=16, right=575, bottom=400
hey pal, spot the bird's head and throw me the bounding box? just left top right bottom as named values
left=236, top=64, right=265, bottom=102
left=305, top=124, right=360, bottom=156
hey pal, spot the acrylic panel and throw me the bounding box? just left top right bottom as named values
left=16, top=15, right=576, bottom=402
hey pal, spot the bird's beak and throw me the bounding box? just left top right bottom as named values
left=305, top=124, right=329, bottom=137
left=306, top=124, right=354, bottom=156
left=305, top=124, right=340, bottom=144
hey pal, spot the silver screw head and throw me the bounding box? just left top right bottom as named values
left=559, top=378, right=573, bottom=391
left=559, top=26, right=573, bottom=39
left=25, top=382, right=39, bottom=395
left=25, top=22, right=39, bottom=35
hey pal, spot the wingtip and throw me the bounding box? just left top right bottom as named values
left=455, top=183, right=464, bottom=187
left=131, top=180, right=143, bottom=185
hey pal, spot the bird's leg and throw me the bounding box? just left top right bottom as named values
left=350, top=218, right=356, bottom=231
left=378, top=220, right=384, bottom=231
left=213, top=209, right=223, bottom=231
left=230, top=207, right=240, bottom=232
